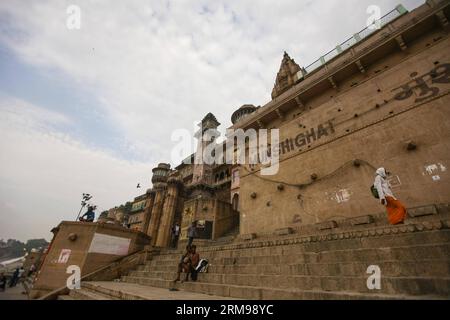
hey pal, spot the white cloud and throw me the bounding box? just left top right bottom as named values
left=0, top=0, right=425, bottom=240
left=0, top=0, right=424, bottom=163
left=0, top=96, right=150, bottom=241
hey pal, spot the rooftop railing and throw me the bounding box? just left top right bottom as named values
left=303, top=4, right=408, bottom=75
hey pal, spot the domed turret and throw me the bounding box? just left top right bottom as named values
left=151, top=163, right=171, bottom=185
left=231, top=104, right=257, bottom=125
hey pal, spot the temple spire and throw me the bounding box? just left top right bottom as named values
left=271, top=51, right=302, bottom=99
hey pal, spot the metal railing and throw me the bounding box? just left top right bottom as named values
left=303, top=4, right=408, bottom=75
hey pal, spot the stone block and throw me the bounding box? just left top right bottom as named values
left=408, top=205, right=438, bottom=217
left=274, top=227, right=294, bottom=236
left=316, top=220, right=338, bottom=230
left=229, top=286, right=261, bottom=299
left=240, top=233, right=256, bottom=241
left=350, top=215, right=374, bottom=226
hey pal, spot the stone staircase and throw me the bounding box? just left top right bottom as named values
left=63, top=211, right=450, bottom=300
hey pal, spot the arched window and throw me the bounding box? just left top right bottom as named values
left=232, top=193, right=239, bottom=211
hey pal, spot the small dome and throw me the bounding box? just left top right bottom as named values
left=151, top=163, right=171, bottom=184
left=231, top=104, right=257, bottom=125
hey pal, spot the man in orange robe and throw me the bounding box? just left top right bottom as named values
left=374, top=168, right=407, bottom=225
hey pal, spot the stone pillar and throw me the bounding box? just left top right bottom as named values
left=146, top=163, right=170, bottom=246
left=146, top=186, right=166, bottom=246
left=142, top=189, right=155, bottom=235
left=155, top=177, right=181, bottom=248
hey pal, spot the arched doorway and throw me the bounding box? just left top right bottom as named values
left=232, top=193, right=239, bottom=211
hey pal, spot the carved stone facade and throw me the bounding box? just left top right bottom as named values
left=143, top=123, right=239, bottom=247
left=112, top=0, right=450, bottom=249
left=48, top=1, right=450, bottom=301
left=235, top=0, right=450, bottom=237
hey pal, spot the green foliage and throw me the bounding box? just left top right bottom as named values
left=118, top=201, right=133, bottom=214
left=99, top=210, right=109, bottom=218
left=0, top=238, right=49, bottom=261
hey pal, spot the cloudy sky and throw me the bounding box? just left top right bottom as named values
left=0, top=0, right=423, bottom=242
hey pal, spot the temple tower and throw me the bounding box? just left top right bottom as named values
left=192, top=113, right=220, bottom=185
left=271, top=51, right=302, bottom=99
left=142, top=189, right=156, bottom=234
left=155, top=176, right=182, bottom=247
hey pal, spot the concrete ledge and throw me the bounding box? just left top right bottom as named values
left=316, top=221, right=338, bottom=230
left=275, top=228, right=294, bottom=236
left=350, top=215, right=374, bottom=226
left=408, top=205, right=438, bottom=217
left=240, top=233, right=256, bottom=241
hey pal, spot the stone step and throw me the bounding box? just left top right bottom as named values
left=120, top=276, right=448, bottom=300
left=160, top=231, right=450, bottom=256
left=57, top=295, right=75, bottom=300
left=125, top=272, right=450, bottom=296
left=81, top=282, right=146, bottom=300
left=141, top=259, right=450, bottom=276
left=78, top=281, right=239, bottom=300
left=132, top=259, right=450, bottom=278
left=69, top=288, right=113, bottom=300
left=157, top=227, right=450, bottom=259
left=144, top=242, right=450, bottom=267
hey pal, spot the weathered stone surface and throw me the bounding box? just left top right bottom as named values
left=240, top=233, right=257, bottom=241
left=275, top=227, right=294, bottom=236
left=62, top=225, right=450, bottom=300
left=350, top=215, right=374, bottom=226
left=408, top=205, right=438, bottom=217
left=54, top=1, right=450, bottom=301
left=316, top=221, right=338, bottom=230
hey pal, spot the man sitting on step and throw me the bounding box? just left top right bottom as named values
left=189, top=245, right=200, bottom=282
left=174, top=245, right=192, bottom=283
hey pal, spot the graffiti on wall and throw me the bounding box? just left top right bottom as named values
left=254, top=63, right=450, bottom=164
left=423, top=163, right=447, bottom=182
left=334, top=189, right=352, bottom=203
left=57, top=249, right=71, bottom=264
left=392, top=63, right=450, bottom=103
left=387, top=175, right=402, bottom=189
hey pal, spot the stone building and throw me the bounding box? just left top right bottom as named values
left=127, top=195, right=148, bottom=232
left=143, top=113, right=239, bottom=248
left=128, top=0, right=450, bottom=249
left=108, top=207, right=127, bottom=225
left=233, top=0, right=450, bottom=237
left=45, top=0, right=450, bottom=300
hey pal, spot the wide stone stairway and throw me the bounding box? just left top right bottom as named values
left=62, top=209, right=450, bottom=300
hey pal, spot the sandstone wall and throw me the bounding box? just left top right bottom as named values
left=240, top=27, right=450, bottom=235
left=30, top=222, right=150, bottom=298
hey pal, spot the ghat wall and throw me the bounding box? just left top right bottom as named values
left=240, top=7, right=450, bottom=235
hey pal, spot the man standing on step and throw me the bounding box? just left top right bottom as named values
left=373, top=167, right=407, bottom=225
left=187, top=221, right=198, bottom=247
left=171, top=222, right=181, bottom=248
